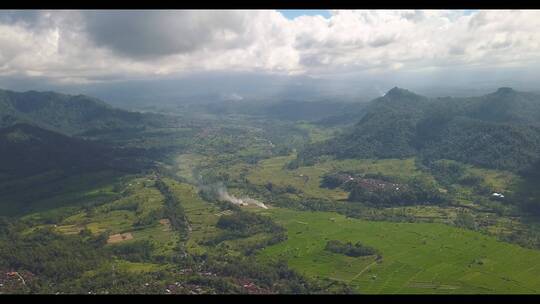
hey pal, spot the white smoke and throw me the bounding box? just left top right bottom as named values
left=217, top=186, right=268, bottom=209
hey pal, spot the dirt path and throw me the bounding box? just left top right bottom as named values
left=350, top=260, right=378, bottom=282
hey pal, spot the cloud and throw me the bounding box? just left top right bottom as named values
left=0, top=9, right=540, bottom=88
left=81, top=10, right=251, bottom=58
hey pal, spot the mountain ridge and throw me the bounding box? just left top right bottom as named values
left=296, top=87, right=540, bottom=172
left=0, top=88, right=168, bottom=136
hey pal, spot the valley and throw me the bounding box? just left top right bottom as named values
left=2, top=87, right=540, bottom=294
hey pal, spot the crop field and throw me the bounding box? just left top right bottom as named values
left=45, top=176, right=181, bottom=258
left=163, top=179, right=222, bottom=255
left=465, top=165, right=520, bottom=194
left=246, top=155, right=348, bottom=201
left=245, top=156, right=437, bottom=201
left=295, top=122, right=337, bottom=143
left=257, top=208, right=540, bottom=294
left=174, top=153, right=209, bottom=183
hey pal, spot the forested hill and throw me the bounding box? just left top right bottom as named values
left=296, top=87, right=540, bottom=172
left=0, top=123, right=114, bottom=177
left=0, top=122, right=157, bottom=181
left=0, top=88, right=167, bottom=135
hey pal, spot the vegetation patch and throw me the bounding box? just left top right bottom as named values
left=324, top=240, right=380, bottom=258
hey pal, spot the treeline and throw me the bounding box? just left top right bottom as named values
left=206, top=211, right=287, bottom=253
left=216, top=211, right=284, bottom=237
left=324, top=240, right=380, bottom=258
left=155, top=179, right=189, bottom=240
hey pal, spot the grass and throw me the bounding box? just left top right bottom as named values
left=11, top=146, right=540, bottom=294
left=131, top=224, right=178, bottom=256
left=114, top=260, right=164, bottom=273
left=44, top=175, right=181, bottom=257
left=295, top=122, right=337, bottom=143
left=246, top=156, right=434, bottom=202
left=164, top=179, right=221, bottom=255
left=174, top=153, right=208, bottom=183
left=247, top=155, right=348, bottom=201
left=257, top=208, right=540, bottom=294
left=467, top=166, right=521, bottom=193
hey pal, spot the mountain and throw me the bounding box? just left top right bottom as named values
left=465, top=87, right=540, bottom=125
left=297, top=87, right=540, bottom=172
left=0, top=88, right=166, bottom=135
left=0, top=123, right=115, bottom=177
left=0, top=122, right=158, bottom=215
left=297, top=87, right=430, bottom=162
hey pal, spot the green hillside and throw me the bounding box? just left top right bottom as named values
left=297, top=87, right=540, bottom=172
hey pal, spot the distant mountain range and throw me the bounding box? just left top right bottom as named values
left=297, top=87, right=540, bottom=172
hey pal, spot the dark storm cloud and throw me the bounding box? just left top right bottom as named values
left=80, top=10, right=249, bottom=59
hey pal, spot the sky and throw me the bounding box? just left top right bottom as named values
left=0, top=9, right=539, bottom=105
left=279, top=10, right=332, bottom=19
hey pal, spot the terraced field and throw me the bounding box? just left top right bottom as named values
left=46, top=176, right=181, bottom=258
left=163, top=179, right=221, bottom=255
left=257, top=208, right=540, bottom=294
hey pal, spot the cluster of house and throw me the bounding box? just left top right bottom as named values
left=353, top=178, right=403, bottom=192
left=324, top=172, right=405, bottom=193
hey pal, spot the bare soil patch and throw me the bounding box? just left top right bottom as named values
left=159, top=218, right=172, bottom=231
left=107, top=232, right=134, bottom=244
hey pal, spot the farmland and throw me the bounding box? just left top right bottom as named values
left=3, top=90, right=540, bottom=294
left=257, top=208, right=540, bottom=294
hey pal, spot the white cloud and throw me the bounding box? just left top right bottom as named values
left=0, top=9, right=540, bottom=84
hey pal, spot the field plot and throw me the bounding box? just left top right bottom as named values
left=163, top=179, right=221, bottom=255
left=246, top=156, right=348, bottom=201
left=466, top=166, right=520, bottom=193
left=246, top=156, right=435, bottom=201
left=257, top=208, right=540, bottom=294
left=49, top=176, right=181, bottom=257
left=107, top=232, right=134, bottom=244
left=174, top=153, right=208, bottom=183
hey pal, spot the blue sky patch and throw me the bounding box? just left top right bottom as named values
left=279, top=10, right=331, bottom=20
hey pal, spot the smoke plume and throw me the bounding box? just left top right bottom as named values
left=217, top=185, right=268, bottom=209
